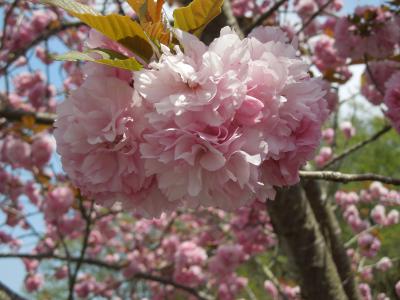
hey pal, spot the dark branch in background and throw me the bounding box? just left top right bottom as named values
left=68, top=200, right=95, bottom=300
left=302, top=180, right=362, bottom=300
left=133, top=273, right=209, bottom=300
left=244, top=0, right=288, bottom=35
left=1, top=0, right=21, bottom=51
left=0, top=253, right=122, bottom=270
left=0, top=22, right=83, bottom=74
left=296, top=0, right=334, bottom=34
left=0, top=105, right=56, bottom=126
left=222, top=0, right=244, bottom=38
left=300, top=171, right=400, bottom=185
left=321, top=125, right=392, bottom=170
left=0, top=253, right=208, bottom=300
left=0, top=280, right=28, bottom=300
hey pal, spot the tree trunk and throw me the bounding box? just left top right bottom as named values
left=267, top=185, right=348, bottom=300
left=302, top=179, right=361, bottom=300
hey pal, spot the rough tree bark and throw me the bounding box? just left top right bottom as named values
left=267, top=185, right=348, bottom=300
left=302, top=179, right=361, bottom=300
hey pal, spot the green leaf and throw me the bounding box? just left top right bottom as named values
left=53, top=49, right=143, bottom=71
left=40, top=0, right=153, bottom=61
left=173, top=0, right=224, bottom=36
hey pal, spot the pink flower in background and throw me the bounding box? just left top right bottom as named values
left=322, top=128, right=335, bottom=144
left=35, top=46, right=53, bottom=65
left=340, top=121, right=356, bottom=139
left=376, top=293, right=390, bottom=300
left=376, top=257, right=392, bottom=272
left=231, top=0, right=271, bottom=17
left=315, top=146, right=332, bottom=167
left=174, top=241, right=207, bottom=268
left=358, top=233, right=381, bottom=258
left=395, top=281, right=400, bottom=298
left=3, top=137, right=31, bottom=168
left=264, top=280, right=279, bottom=299
left=217, top=275, right=248, bottom=300
left=384, top=72, right=400, bottom=133
left=386, top=209, right=399, bottom=225
left=31, top=134, right=55, bottom=169
left=44, top=186, right=74, bottom=220
left=361, top=61, right=400, bottom=105
left=173, top=241, right=207, bottom=286
left=359, top=283, right=372, bottom=300
left=31, top=10, right=58, bottom=32
left=334, top=6, right=399, bottom=60
left=370, top=205, right=386, bottom=226
left=313, top=35, right=345, bottom=72
left=209, top=244, right=245, bottom=277
left=25, top=274, right=43, bottom=292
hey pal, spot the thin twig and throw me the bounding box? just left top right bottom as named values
left=0, top=22, right=83, bottom=74
left=133, top=272, right=210, bottom=300
left=68, top=199, right=94, bottom=300
left=244, top=0, right=288, bottom=35
left=0, top=253, right=122, bottom=269
left=0, top=253, right=207, bottom=299
left=0, top=0, right=20, bottom=51
left=300, top=171, right=400, bottom=186
left=222, top=0, right=244, bottom=38
left=344, top=225, right=380, bottom=248
left=321, top=125, right=392, bottom=170
left=297, top=0, right=334, bottom=34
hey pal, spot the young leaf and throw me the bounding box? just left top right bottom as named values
left=126, top=0, right=170, bottom=45
left=126, top=0, right=164, bottom=23
left=173, top=0, right=224, bottom=36
left=40, top=0, right=153, bottom=61
left=54, top=49, right=143, bottom=71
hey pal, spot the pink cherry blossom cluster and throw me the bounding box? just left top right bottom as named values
left=334, top=6, right=400, bottom=60
left=11, top=71, right=56, bottom=111
left=0, top=9, right=58, bottom=65
left=384, top=71, right=400, bottom=134
left=54, top=26, right=328, bottom=217
left=0, top=134, right=55, bottom=170
left=335, top=182, right=399, bottom=233
left=231, top=0, right=272, bottom=18
left=361, top=61, right=400, bottom=106
left=295, top=0, right=342, bottom=36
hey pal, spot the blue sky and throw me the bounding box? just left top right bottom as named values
left=0, top=0, right=386, bottom=295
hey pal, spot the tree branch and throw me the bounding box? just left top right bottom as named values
left=0, top=253, right=208, bottom=300
left=1, top=0, right=20, bottom=51
left=321, top=125, right=392, bottom=170
left=0, top=253, right=122, bottom=270
left=68, top=200, right=94, bottom=300
left=222, top=0, right=244, bottom=38
left=296, top=0, right=334, bottom=34
left=300, top=171, right=400, bottom=185
left=302, top=179, right=361, bottom=300
left=244, top=0, right=288, bottom=35
left=0, top=22, right=83, bottom=74
left=267, top=186, right=347, bottom=300
left=133, top=273, right=209, bottom=300
left=0, top=105, right=56, bottom=126
left=0, top=280, right=28, bottom=300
